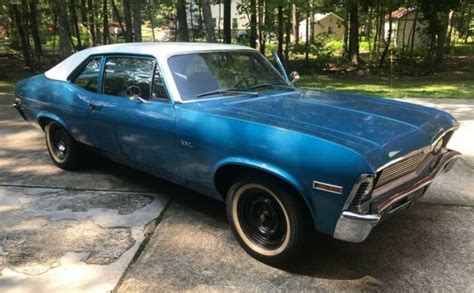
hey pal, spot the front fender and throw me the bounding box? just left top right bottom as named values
left=214, top=156, right=315, bottom=220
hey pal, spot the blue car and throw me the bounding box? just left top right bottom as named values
left=14, top=43, right=461, bottom=266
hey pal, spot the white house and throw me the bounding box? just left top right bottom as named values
left=299, top=13, right=345, bottom=41
left=384, top=8, right=429, bottom=47
left=210, top=0, right=249, bottom=34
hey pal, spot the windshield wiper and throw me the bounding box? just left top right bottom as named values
left=196, top=88, right=259, bottom=98
left=248, top=83, right=296, bottom=91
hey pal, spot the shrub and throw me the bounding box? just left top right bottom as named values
left=290, top=35, right=337, bottom=70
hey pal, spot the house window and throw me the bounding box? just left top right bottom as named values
left=328, top=26, right=333, bottom=34
left=212, top=18, right=217, bottom=28
left=232, top=18, right=238, bottom=29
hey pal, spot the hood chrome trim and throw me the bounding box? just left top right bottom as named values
left=375, top=126, right=458, bottom=172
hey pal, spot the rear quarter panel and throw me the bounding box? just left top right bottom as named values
left=15, top=74, right=93, bottom=145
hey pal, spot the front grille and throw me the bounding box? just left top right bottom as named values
left=375, top=150, right=428, bottom=188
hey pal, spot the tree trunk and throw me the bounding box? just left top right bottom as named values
left=10, top=4, right=33, bottom=68
left=70, top=0, right=82, bottom=49
left=446, top=10, right=455, bottom=48
left=111, top=0, right=126, bottom=39
left=341, top=1, right=349, bottom=58
left=434, top=11, right=450, bottom=65
left=464, top=6, right=472, bottom=43
left=201, top=0, right=216, bottom=42
left=87, top=0, right=96, bottom=46
left=284, top=2, right=291, bottom=62
left=132, top=0, right=142, bottom=42
left=401, top=3, right=409, bottom=54
left=80, top=0, right=88, bottom=24
left=277, top=5, right=283, bottom=60
left=123, top=0, right=133, bottom=42
left=365, top=7, right=371, bottom=42
left=176, top=0, right=189, bottom=41
left=379, top=4, right=392, bottom=68
left=376, top=3, right=384, bottom=54
left=249, top=0, right=257, bottom=48
left=148, top=3, right=156, bottom=42
left=223, top=0, right=231, bottom=43
left=54, top=0, right=74, bottom=57
left=189, top=1, right=195, bottom=41
left=257, top=0, right=264, bottom=53
left=305, top=5, right=310, bottom=64
left=103, top=0, right=110, bottom=44
left=309, top=2, right=314, bottom=44
left=291, top=2, right=298, bottom=44
left=348, top=0, right=359, bottom=65
left=29, top=0, right=42, bottom=57
left=409, top=6, right=420, bottom=60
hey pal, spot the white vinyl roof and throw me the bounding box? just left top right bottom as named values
left=45, top=42, right=254, bottom=81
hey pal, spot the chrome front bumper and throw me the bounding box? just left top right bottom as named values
left=333, top=149, right=461, bottom=243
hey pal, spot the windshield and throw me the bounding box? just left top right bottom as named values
left=167, top=51, right=289, bottom=101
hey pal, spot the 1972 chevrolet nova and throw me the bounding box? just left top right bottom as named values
left=14, top=43, right=461, bottom=266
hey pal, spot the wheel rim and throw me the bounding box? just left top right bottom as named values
left=49, top=125, right=67, bottom=161
left=232, top=184, right=290, bottom=256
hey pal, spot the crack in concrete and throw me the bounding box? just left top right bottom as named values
left=0, top=186, right=168, bottom=281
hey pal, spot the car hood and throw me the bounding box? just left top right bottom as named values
left=190, top=90, right=458, bottom=170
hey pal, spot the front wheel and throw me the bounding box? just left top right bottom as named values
left=45, top=121, right=81, bottom=170
left=226, top=179, right=310, bottom=267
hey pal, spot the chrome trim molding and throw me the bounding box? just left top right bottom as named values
left=333, top=149, right=461, bottom=243
left=312, top=181, right=343, bottom=195
left=376, top=145, right=431, bottom=172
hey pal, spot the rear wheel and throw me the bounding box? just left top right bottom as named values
left=45, top=121, right=81, bottom=170
left=226, top=178, right=310, bottom=267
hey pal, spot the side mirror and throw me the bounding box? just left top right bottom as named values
left=126, top=85, right=150, bottom=104
left=289, top=71, right=300, bottom=83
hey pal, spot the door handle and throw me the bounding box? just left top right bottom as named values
left=89, top=101, right=103, bottom=111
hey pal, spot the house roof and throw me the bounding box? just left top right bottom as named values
left=299, top=13, right=343, bottom=26
left=386, top=7, right=416, bottom=21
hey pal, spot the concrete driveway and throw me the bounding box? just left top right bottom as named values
left=0, top=92, right=473, bottom=292
left=0, top=92, right=173, bottom=292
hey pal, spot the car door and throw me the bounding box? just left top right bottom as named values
left=89, top=55, right=178, bottom=178
left=68, top=56, right=103, bottom=146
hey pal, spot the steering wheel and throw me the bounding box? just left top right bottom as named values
left=234, top=76, right=257, bottom=90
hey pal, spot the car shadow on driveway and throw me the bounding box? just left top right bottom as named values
left=119, top=187, right=473, bottom=291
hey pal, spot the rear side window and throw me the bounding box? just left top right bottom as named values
left=102, top=57, right=155, bottom=100
left=73, top=58, right=101, bottom=93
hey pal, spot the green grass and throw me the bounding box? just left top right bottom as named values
left=0, top=80, right=16, bottom=92
left=298, top=71, right=474, bottom=99
left=0, top=68, right=30, bottom=93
